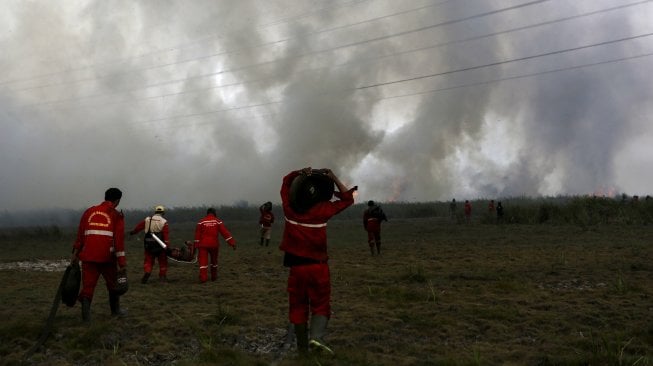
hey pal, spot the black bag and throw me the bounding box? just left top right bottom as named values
left=144, top=235, right=163, bottom=256
left=61, top=262, right=81, bottom=307
left=143, top=218, right=164, bottom=255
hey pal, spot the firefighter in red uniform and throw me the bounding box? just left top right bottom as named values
left=280, top=167, right=356, bottom=355
left=464, top=200, right=472, bottom=223
left=129, top=205, right=169, bottom=284
left=259, top=201, right=275, bottom=247
left=488, top=199, right=495, bottom=215
left=363, top=200, right=387, bottom=256
left=70, top=188, right=127, bottom=322
left=194, top=207, right=236, bottom=283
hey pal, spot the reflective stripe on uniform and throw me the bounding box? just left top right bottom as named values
left=115, top=251, right=125, bottom=257
left=285, top=217, right=327, bottom=228
left=84, top=229, right=114, bottom=237
left=200, top=265, right=209, bottom=269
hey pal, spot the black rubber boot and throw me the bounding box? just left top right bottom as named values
left=260, top=238, right=264, bottom=246
left=370, top=245, right=375, bottom=256
left=109, top=293, right=126, bottom=317
left=294, top=323, right=308, bottom=354
left=81, top=298, right=91, bottom=322
left=309, top=315, right=333, bottom=355
left=141, top=272, right=151, bottom=284
left=265, top=239, right=270, bottom=247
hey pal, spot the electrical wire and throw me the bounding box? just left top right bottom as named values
left=26, top=0, right=651, bottom=111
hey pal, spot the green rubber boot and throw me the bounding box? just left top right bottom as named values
left=309, top=315, right=334, bottom=355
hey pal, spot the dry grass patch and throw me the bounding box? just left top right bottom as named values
left=0, top=218, right=651, bottom=365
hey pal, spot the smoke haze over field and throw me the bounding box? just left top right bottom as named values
left=1, top=0, right=652, bottom=210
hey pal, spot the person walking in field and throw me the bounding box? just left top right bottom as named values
left=449, top=198, right=457, bottom=220
left=70, top=188, right=127, bottom=322
left=194, top=207, right=236, bottom=283
left=464, top=200, right=472, bottom=223
left=259, top=201, right=275, bottom=247
left=279, top=167, right=356, bottom=355
left=488, top=199, right=495, bottom=214
left=496, top=201, right=504, bottom=222
left=129, top=205, right=169, bottom=284
left=363, top=200, right=388, bottom=255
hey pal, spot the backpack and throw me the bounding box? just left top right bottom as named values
left=370, top=205, right=387, bottom=221
left=143, top=217, right=164, bottom=256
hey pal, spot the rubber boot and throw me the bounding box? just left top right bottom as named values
left=284, top=323, right=295, bottom=347
left=109, top=293, right=127, bottom=317
left=294, top=323, right=308, bottom=355
left=265, top=239, right=270, bottom=247
left=370, top=245, right=375, bottom=256
left=309, top=315, right=334, bottom=355
left=141, top=272, right=150, bottom=284
left=260, top=237, right=264, bottom=246
left=159, top=275, right=167, bottom=283
left=81, top=298, right=91, bottom=322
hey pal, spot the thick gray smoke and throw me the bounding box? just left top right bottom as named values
left=1, top=0, right=652, bottom=211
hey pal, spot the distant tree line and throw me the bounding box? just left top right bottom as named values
left=1, top=195, right=652, bottom=228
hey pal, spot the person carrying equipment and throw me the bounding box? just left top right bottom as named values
left=363, top=200, right=388, bottom=255
left=259, top=201, right=275, bottom=247
left=279, top=167, right=356, bottom=355
left=194, top=208, right=236, bottom=283
left=130, top=205, right=169, bottom=284
left=70, top=188, right=127, bottom=322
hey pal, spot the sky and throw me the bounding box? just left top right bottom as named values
left=1, top=0, right=652, bottom=211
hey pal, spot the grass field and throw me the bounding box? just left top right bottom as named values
left=1, top=218, right=652, bottom=365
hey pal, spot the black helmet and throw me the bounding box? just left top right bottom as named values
left=289, top=172, right=335, bottom=213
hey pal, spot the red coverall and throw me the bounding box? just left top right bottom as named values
left=279, top=170, right=354, bottom=324
left=73, top=200, right=126, bottom=302
left=258, top=206, right=274, bottom=246
left=130, top=214, right=169, bottom=279
left=259, top=207, right=275, bottom=235
left=464, top=201, right=472, bottom=222
left=194, top=214, right=236, bottom=283
left=363, top=207, right=386, bottom=254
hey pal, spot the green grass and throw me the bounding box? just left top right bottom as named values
left=1, top=218, right=652, bottom=365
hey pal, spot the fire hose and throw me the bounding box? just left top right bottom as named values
left=23, top=263, right=77, bottom=361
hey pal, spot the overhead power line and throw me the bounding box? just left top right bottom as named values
left=26, top=0, right=650, bottom=111
left=0, top=0, right=378, bottom=87
left=1, top=0, right=442, bottom=89
left=129, top=50, right=653, bottom=130
left=355, top=32, right=653, bottom=90
left=125, top=33, right=653, bottom=125
left=8, top=0, right=549, bottom=94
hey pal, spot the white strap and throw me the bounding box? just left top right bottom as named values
left=285, top=217, right=327, bottom=228
left=84, top=230, right=114, bottom=237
